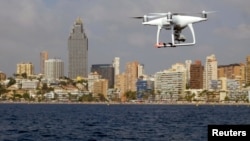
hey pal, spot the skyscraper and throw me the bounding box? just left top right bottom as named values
left=138, top=64, right=145, bottom=77
left=40, top=51, right=48, bottom=74
left=113, top=57, right=120, bottom=90
left=190, top=60, right=203, bottom=89
left=115, top=73, right=127, bottom=100
left=112, top=57, right=120, bottom=75
left=246, top=55, right=250, bottom=85
left=68, top=17, right=88, bottom=79
left=185, top=60, right=192, bottom=87
left=125, top=61, right=139, bottom=91
left=204, top=54, right=218, bottom=90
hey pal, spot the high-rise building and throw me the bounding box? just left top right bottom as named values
left=190, top=60, right=203, bottom=89
left=125, top=61, right=139, bottom=91
left=17, top=62, right=34, bottom=76
left=218, top=63, right=245, bottom=88
left=136, top=76, right=148, bottom=100
left=68, top=17, right=88, bottom=79
left=246, top=55, right=250, bottom=85
left=204, top=54, right=218, bottom=90
left=154, top=64, right=186, bottom=101
left=185, top=60, right=192, bottom=87
left=115, top=73, right=127, bottom=101
left=113, top=57, right=120, bottom=90
left=138, top=64, right=145, bottom=77
left=91, top=64, right=114, bottom=88
left=112, top=57, right=120, bottom=75
left=93, top=79, right=108, bottom=98
left=44, top=59, right=64, bottom=80
left=40, top=51, right=48, bottom=74
left=88, top=72, right=102, bottom=93
left=0, top=71, right=6, bottom=81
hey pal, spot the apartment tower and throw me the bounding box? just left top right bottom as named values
left=125, top=61, right=139, bottom=91
left=40, top=51, right=48, bottom=74
left=218, top=63, right=245, bottom=87
left=246, top=55, right=250, bottom=85
left=44, top=59, right=64, bottom=80
left=190, top=60, right=203, bottom=89
left=16, top=62, right=34, bottom=76
left=204, top=54, right=218, bottom=90
left=112, top=57, right=120, bottom=75
left=185, top=60, right=192, bottom=87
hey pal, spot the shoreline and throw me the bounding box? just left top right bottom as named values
left=0, top=101, right=250, bottom=106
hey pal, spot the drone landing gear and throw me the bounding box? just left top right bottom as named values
left=155, top=42, right=176, bottom=48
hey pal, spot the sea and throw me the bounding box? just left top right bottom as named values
left=0, top=103, right=250, bottom=141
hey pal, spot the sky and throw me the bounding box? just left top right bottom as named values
left=0, top=0, right=249, bottom=77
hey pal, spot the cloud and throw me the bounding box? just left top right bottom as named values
left=214, top=23, right=250, bottom=39
left=224, top=0, right=250, bottom=14
left=127, top=33, right=153, bottom=47
left=0, top=0, right=249, bottom=76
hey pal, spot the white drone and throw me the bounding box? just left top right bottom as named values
left=133, top=11, right=214, bottom=48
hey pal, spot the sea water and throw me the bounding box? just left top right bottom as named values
left=0, top=104, right=249, bottom=141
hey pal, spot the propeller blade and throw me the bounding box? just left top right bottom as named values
left=172, top=13, right=188, bottom=15
left=203, top=10, right=217, bottom=14
left=197, top=10, right=217, bottom=14
left=148, top=13, right=167, bottom=15
left=149, top=12, right=187, bottom=15
left=148, top=11, right=216, bottom=16
left=131, top=16, right=144, bottom=19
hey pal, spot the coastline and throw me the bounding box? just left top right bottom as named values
left=0, top=101, right=250, bottom=106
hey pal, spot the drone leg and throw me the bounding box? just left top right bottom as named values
left=155, top=25, right=163, bottom=48
left=171, top=25, right=175, bottom=45
left=188, top=23, right=196, bottom=44
left=157, top=25, right=162, bottom=44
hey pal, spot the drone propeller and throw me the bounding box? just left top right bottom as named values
left=202, top=10, right=217, bottom=14
left=148, top=11, right=216, bottom=16
left=149, top=12, right=188, bottom=16
left=148, top=13, right=168, bottom=15
left=131, top=15, right=162, bottom=19
left=132, top=12, right=189, bottom=20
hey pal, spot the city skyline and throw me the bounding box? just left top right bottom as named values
left=0, top=0, right=249, bottom=77
left=0, top=52, right=250, bottom=78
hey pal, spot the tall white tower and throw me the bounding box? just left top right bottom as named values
left=138, top=64, right=145, bottom=78
left=185, top=60, right=192, bottom=87
left=112, top=57, right=120, bottom=75
left=204, top=54, right=218, bottom=90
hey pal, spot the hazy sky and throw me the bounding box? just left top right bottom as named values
left=0, top=0, right=249, bottom=77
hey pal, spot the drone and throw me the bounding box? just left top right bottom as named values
left=133, top=11, right=214, bottom=48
